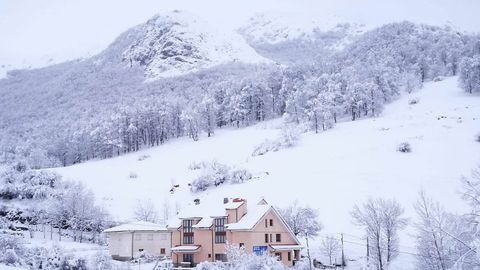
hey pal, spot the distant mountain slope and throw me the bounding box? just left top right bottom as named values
left=238, top=12, right=366, bottom=64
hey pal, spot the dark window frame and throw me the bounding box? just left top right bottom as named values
left=276, top=233, right=281, bottom=242
left=214, top=217, right=227, bottom=243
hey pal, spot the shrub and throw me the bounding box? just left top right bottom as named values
left=137, top=154, right=150, bottom=161
left=88, top=251, right=116, bottom=270
left=252, top=140, right=281, bottom=156
left=189, top=161, right=253, bottom=192
left=408, top=98, right=419, bottom=105
left=230, top=168, right=253, bottom=184
left=4, top=249, right=20, bottom=265
left=252, top=124, right=302, bottom=157
left=397, top=142, right=411, bottom=153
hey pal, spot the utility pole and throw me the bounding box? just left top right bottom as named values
left=341, top=233, right=345, bottom=269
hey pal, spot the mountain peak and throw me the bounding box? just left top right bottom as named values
left=121, top=10, right=268, bottom=80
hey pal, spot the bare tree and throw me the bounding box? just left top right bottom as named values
left=133, top=199, right=159, bottom=223
left=414, top=190, right=450, bottom=270
left=351, top=198, right=407, bottom=270
left=280, top=200, right=323, bottom=270
left=321, top=236, right=340, bottom=265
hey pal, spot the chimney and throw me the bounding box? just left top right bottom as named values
left=223, top=198, right=229, bottom=204
left=194, top=198, right=200, bottom=205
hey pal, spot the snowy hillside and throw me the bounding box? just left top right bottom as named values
left=123, top=10, right=268, bottom=79
left=237, top=12, right=366, bottom=64
left=238, top=12, right=366, bottom=46
left=52, top=76, right=480, bottom=267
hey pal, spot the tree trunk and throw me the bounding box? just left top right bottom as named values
left=306, top=234, right=312, bottom=270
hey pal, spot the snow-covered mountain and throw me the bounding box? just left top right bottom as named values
left=237, top=12, right=367, bottom=64
left=121, top=10, right=268, bottom=79
left=239, top=12, right=366, bottom=46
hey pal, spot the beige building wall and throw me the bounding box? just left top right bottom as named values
left=171, top=208, right=300, bottom=267
left=228, top=210, right=300, bottom=267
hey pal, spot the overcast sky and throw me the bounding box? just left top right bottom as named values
left=1, top=0, right=479, bottom=69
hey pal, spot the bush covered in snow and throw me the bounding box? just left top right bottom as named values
left=397, top=142, right=412, bottom=153
left=0, top=234, right=26, bottom=266
left=137, top=154, right=150, bottom=161
left=0, top=168, right=62, bottom=200
left=0, top=234, right=119, bottom=270
left=189, top=161, right=253, bottom=192
left=408, top=98, right=419, bottom=105
left=88, top=251, right=118, bottom=270
left=252, top=124, right=302, bottom=157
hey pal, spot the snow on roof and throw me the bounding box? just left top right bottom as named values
left=270, top=245, right=304, bottom=251
left=171, top=245, right=201, bottom=253
left=224, top=200, right=245, bottom=209
left=225, top=204, right=271, bottom=230
left=104, top=221, right=167, bottom=233
left=193, top=216, right=213, bottom=228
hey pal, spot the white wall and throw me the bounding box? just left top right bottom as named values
left=107, top=231, right=171, bottom=260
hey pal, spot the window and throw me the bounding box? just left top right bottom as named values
left=276, top=234, right=281, bottom=242
left=270, top=234, right=273, bottom=243
left=288, top=252, right=291, bottom=261
left=183, top=254, right=193, bottom=265
left=215, top=233, right=226, bottom=243
left=183, top=220, right=193, bottom=233
left=147, top=234, right=153, bottom=240
left=270, top=219, right=274, bottom=226
left=183, top=234, right=194, bottom=244
left=160, top=248, right=165, bottom=255
left=183, top=219, right=194, bottom=244
left=215, top=254, right=227, bottom=262
left=215, top=218, right=227, bottom=243
left=265, top=219, right=268, bottom=227
left=135, top=234, right=142, bottom=241
left=265, top=234, right=269, bottom=243
left=208, top=254, right=211, bottom=258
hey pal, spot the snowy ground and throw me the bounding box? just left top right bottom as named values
left=52, top=76, right=480, bottom=269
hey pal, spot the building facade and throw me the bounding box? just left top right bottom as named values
left=169, top=198, right=302, bottom=267
left=104, top=221, right=171, bottom=260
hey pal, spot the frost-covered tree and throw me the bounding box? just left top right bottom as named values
left=321, top=236, right=341, bottom=265
left=414, top=190, right=478, bottom=270
left=351, top=198, right=407, bottom=270
left=459, top=55, right=480, bottom=94
left=133, top=199, right=159, bottom=223
left=280, top=201, right=322, bottom=269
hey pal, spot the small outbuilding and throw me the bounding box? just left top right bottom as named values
left=104, top=221, right=171, bottom=261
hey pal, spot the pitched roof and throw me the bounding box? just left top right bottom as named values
left=225, top=204, right=271, bottom=230
left=104, top=221, right=168, bottom=233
